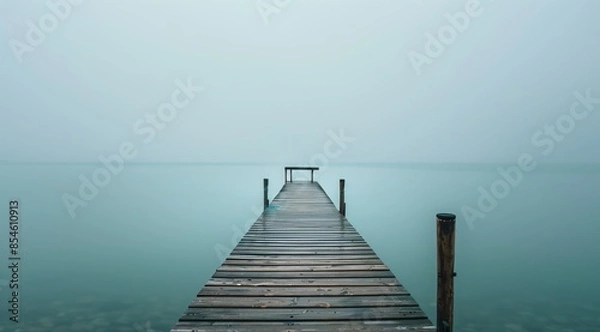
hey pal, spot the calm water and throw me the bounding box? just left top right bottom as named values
left=0, top=163, right=599, bottom=331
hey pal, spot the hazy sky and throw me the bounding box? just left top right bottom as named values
left=1, top=0, right=599, bottom=163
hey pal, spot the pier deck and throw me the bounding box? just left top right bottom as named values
left=171, top=181, right=435, bottom=331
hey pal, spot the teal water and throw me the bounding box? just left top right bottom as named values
left=0, top=163, right=599, bottom=331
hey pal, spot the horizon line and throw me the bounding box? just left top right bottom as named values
left=3, top=161, right=600, bottom=166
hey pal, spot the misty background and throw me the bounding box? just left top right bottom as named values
left=1, top=0, right=599, bottom=164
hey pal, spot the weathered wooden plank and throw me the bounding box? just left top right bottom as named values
left=234, top=245, right=371, bottom=250
left=238, top=240, right=370, bottom=248
left=212, top=270, right=395, bottom=279
left=189, top=295, right=418, bottom=308
left=172, top=321, right=436, bottom=332
left=223, top=258, right=385, bottom=266
left=174, top=319, right=435, bottom=328
left=241, top=236, right=365, bottom=240
left=234, top=244, right=371, bottom=249
left=226, top=254, right=379, bottom=260
left=230, top=250, right=376, bottom=256
left=241, top=236, right=364, bottom=240
left=245, top=226, right=356, bottom=230
left=205, top=277, right=401, bottom=287
left=217, top=264, right=389, bottom=272
left=254, top=219, right=348, bottom=222
left=244, top=231, right=360, bottom=235
left=238, top=239, right=366, bottom=244
left=230, top=250, right=375, bottom=256
left=198, top=286, right=408, bottom=297
left=180, top=307, right=428, bottom=321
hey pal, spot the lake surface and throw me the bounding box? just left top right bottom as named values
left=0, top=163, right=599, bottom=331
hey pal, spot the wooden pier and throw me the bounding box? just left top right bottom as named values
left=171, top=175, right=437, bottom=331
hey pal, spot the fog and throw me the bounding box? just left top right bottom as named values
left=1, top=0, right=599, bottom=164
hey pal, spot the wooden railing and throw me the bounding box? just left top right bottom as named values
left=284, top=166, right=319, bottom=183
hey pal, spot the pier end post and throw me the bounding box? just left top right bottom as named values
left=263, top=178, right=269, bottom=210
left=339, top=179, right=346, bottom=216
left=436, top=213, right=456, bottom=332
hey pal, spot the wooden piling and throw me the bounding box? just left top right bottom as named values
left=436, top=213, right=456, bottom=332
left=339, top=179, right=346, bottom=216
left=263, top=178, right=269, bottom=210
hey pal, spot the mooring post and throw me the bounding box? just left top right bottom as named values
left=436, top=213, right=456, bottom=332
left=311, top=169, right=314, bottom=182
left=263, top=178, right=269, bottom=210
left=339, top=179, right=346, bottom=216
